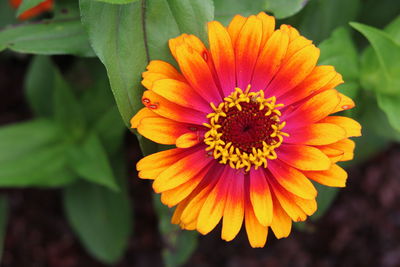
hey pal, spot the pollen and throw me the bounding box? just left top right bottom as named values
left=203, top=86, right=288, bottom=172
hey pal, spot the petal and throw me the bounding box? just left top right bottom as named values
left=283, top=89, right=341, bottom=127
left=277, top=144, right=331, bottom=171
left=130, top=107, right=158, bottom=128
left=137, top=117, right=198, bottom=145
left=137, top=148, right=190, bottom=179
left=291, top=195, right=317, bottom=216
left=172, top=41, right=222, bottom=104
left=278, top=65, right=339, bottom=106
left=176, top=132, right=202, bottom=148
left=227, top=14, right=247, bottom=46
left=305, top=163, right=348, bottom=187
left=142, top=60, right=185, bottom=89
left=197, top=166, right=233, bottom=235
left=235, top=15, right=263, bottom=89
left=251, top=30, right=289, bottom=91
left=267, top=44, right=320, bottom=98
left=152, top=146, right=211, bottom=192
left=320, top=116, right=362, bottom=137
left=161, top=163, right=213, bottom=207
left=244, top=195, right=268, bottom=248
left=257, top=12, right=276, bottom=47
left=249, top=169, right=273, bottom=226
left=270, top=194, right=292, bottom=238
left=268, top=177, right=307, bottom=222
left=268, top=160, right=317, bottom=199
left=332, top=93, right=355, bottom=113
left=142, top=90, right=206, bottom=125
left=285, top=123, right=346, bottom=146
left=208, top=21, right=236, bottom=96
left=318, top=146, right=344, bottom=163
left=221, top=171, right=245, bottom=241
left=319, top=139, right=355, bottom=162
left=150, top=79, right=210, bottom=112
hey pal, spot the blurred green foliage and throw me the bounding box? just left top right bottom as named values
left=0, top=0, right=399, bottom=265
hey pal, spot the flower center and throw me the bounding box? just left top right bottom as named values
left=203, top=86, right=288, bottom=171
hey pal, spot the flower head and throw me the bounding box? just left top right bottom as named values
left=9, top=0, right=53, bottom=20
left=132, top=12, right=361, bottom=247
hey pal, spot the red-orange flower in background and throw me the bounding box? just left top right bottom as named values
left=9, top=0, right=53, bottom=20
left=132, top=12, right=361, bottom=247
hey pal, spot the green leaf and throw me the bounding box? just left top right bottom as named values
left=265, top=0, right=309, bottom=19
left=213, top=0, right=265, bottom=25
left=0, top=1, right=17, bottom=29
left=25, top=56, right=56, bottom=117
left=384, top=15, right=400, bottom=44
left=0, top=18, right=94, bottom=56
left=95, top=0, right=139, bottom=3
left=153, top=195, right=198, bottom=267
left=79, top=0, right=148, bottom=127
left=298, top=0, right=361, bottom=43
left=16, top=0, right=46, bottom=17
left=376, top=93, right=400, bottom=132
left=318, top=27, right=360, bottom=99
left=0, top=195, right=8, bottom=263
left=351, top=22, right=400, bottom=95
left=67, top=132, right=118, bottom=191
left=53, top=70, right=86, bottom=139
left=0, top=119, right=77, bottom=187
left=310, top=183, right=338, bottom=220
left=63, top=179, right=132, bottom=264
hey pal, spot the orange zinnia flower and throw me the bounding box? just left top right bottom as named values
left=9, top=0, right=53, bottom=20
left=132, top=13, right=361, bottom=247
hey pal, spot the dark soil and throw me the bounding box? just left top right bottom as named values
left=1, top=56, right=400, bottom=267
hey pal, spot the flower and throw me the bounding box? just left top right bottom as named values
left=9, top=0, right=53, bottom=20
left=131, top=12, right=361, bottom=247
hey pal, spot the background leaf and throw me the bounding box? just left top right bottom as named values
left=213, top=0, right=265, bottom=25
left=0, top=18, right=94, bottom=56
left=265, top=0, right=309, bottom=19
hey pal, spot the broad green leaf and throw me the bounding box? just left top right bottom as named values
left=351, top=22, right=400, bottom=95
left=358, top=0, right=400, bottom=31
left=265, top=0, right=309, bottom=19
left=318, top=27, right=360, bottom=99
left=213, top=0, right=264, bottom=25
left=16, top=0, right=47, bottom=17
left=0, top=119, right=77, bottom=187
left=0, top=196, right=8, bottom=262
left=63, top=179, right=132, bottom=264
left=0, top=18, right=94, bottom=56
left=384, top=15, right=400, bottom=44
left=0, top=1, right=17, bottom=29
left=95, top=0, right=139, bottom=3
left=67, top=132, right=118, bottom=191
left=299, top=0, right=361, bottom=43
left=25, top=56, right=56, bottom=117
left=53, top=70, right=86, bottom=140
left=153, top=195, right=198, bottom=267
left=376, top=94, right=400, bottom=132
left=79, top=0, right=147, bottom=127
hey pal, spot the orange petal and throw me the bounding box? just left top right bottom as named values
left=249, top=169, right=273, bottom=226
left=291, top=194, right=317, bottom=216
left=268, top=160, right=317, bottom=199
left=161, top=163, right=213, bottom=207
left=285, top=123, right=346, bottom=146
left=235, top=15, right=263, bottom=89
left=152, top=147, right=211, bottom=193
left=318, top=146, right=344, bottom=163
left=221, top=172, right=245, bottom=241
left=244, top=196, right=269, bottom=248
left=172, top=40, right=221, bottom=104
left=142, top=90, right=206, bottom=125
left=208, top=21, right=236, bottom=95
left=278, top=65, right=339, bottom=106
left=251, top=30, right=289, bottom=91
left=269, top=178, right=307, bottom=222
left=270, top=194, right=292, bottom=239
left=305, top=164, right=348, bottom=187
left=137, top=148, right=190, bottom=179
left=284, top=89, right=341, bottom=127
left=257, top=12, right=276, bottom=47
left=176, top=132, right=202, bottom=148
left=278, top=144, right=331, bottom=171
left=319, top=139, right=355, bottom=162
left=142, top=60, right=185, bottom=89
left=267, top=44, right=320, bottom=98
left=130, top=107, right=159, bottom=128
left=280, top=24, right=300, bottom=41
left=332, top=93, right=355, bottom=113
left=227, top=14, right=247, bottom=46
left=320, top=116, right=362, bottom=138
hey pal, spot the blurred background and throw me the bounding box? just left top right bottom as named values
left=1, top=0, right=400, bottom=266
